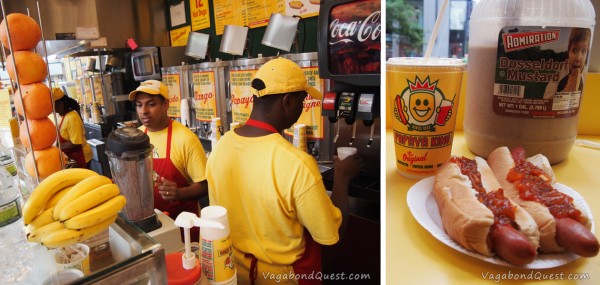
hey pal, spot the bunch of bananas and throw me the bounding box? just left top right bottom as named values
left=23, top=168, right=127, bottom=248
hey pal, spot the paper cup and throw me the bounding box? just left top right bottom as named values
left=337, top=147, right=357, bottom=160
left=52, top=244, right=90, bottom=275
left=42, top=269, right=84, bottom=285
left=387, top=57, right=466, bottom=179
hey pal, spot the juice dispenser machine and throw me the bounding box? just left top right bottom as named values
left=282, top=52, right=335, bottom=162
left=227, top=56, right=277, bottom=128
left=187, top=60, right=232, bottom=148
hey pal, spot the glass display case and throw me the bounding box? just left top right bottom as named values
left=30, top=214, right=167, bottom=284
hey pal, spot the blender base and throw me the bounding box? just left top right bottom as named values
left=134, top=213, right=162, bottom=232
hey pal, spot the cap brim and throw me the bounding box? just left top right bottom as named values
left=128, top=87, right=165, bottom=101
left=306, top=86, right=322, bottom=100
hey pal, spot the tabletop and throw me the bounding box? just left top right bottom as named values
left=386, top=131, right=600, bottom=284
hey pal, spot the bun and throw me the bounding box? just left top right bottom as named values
left=434, top=156, right=539, bottom=259
left=488, top=146, right=593, bottom=253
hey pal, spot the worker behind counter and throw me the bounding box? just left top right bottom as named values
left=128, top=80, right=209, bottom=241
left=53, top=88, right=92, bottom=169
left=206, top=58, right=362, bottom=285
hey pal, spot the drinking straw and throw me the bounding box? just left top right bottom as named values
left=424, top=0, right=449, bottom=58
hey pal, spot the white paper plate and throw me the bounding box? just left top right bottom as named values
left=407, top=176, right=595, bottom=269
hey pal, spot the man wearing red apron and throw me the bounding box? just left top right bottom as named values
left=53, top=88, right=92, bottom=168
left=129, top=80, right=209, bottom=242
left=206, top=58, right=362, bottom=284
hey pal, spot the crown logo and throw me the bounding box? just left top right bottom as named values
left=408, top=77, right=437, bottom=93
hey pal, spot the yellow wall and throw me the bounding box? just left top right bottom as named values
left=385, top=72, right=600, bottom=135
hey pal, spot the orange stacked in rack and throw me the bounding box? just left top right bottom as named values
left=1, top=13, right=61, bottom=179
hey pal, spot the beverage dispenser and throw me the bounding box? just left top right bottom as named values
left=161, top=65, right=192, bottom=127
left=227, top=56, right=277, bottom=127
left=282, top=52, right=334, bottom=162
left=187, top=60, right=231, bottom=145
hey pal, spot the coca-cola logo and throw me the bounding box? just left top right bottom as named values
left=403, top=151, right=427, bottom=166
left=231, top=94, right=253, bottom=108
left=329, top=11, right=381, bottom=46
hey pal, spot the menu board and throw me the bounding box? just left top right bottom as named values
left=191, top=71, right=218, bottom=122
left=170, top=26, right=191, bottom=47
left=190, top=0, right=211, bottom=31
left=213, top=0, right=319, bottom=35
left=0, top=89, right=11, bottom=128
left=284, top=66, right=324, bottom=139
left=229, top=69, right=257, bottom=124
left=92, top=77, right=104, bottom=106
left=163, top=74, right=182, bottom=118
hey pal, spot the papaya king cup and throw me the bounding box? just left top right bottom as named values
left=387, top=57, right=466, bottom=179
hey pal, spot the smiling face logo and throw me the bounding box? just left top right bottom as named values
left=394, top=76, right=451, bottom=132
left=409, top=92, right=435, bottom=122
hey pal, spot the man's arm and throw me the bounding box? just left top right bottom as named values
left=157, top=179, right=208, bottom=201
left=329, top=154, right=361, bottom=236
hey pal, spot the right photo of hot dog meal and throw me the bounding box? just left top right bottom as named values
left=385, top=0, right=600, bottom=284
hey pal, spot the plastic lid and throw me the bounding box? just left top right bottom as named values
left=105, top=127, right=151, bottom=156
left=387, top=57, right=466, bottom=67
left=166, top=252, right=201, bottom=285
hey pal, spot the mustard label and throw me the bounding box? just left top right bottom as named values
left=492, top=27, right=591, bottom=118
left=201, top=235, right=236, bottom=282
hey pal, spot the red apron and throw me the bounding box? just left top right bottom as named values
left=59, top=114, right=87, bottom=168
left=244, top=119, right=322, bottom=285
left=146, top=120, right=200, bottom=242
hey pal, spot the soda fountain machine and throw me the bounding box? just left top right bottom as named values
left=317, top=0, right=381, bottom=283
left=317, top=0, right=381, bottom=207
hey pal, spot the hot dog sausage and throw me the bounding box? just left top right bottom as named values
left=490, top=224, right=537, bottom=265
left=555, top=217, right=600, bottom=257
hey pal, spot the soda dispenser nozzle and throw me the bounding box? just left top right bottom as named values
left=367, top=124, right=375, bottom=148
left=333, top=121, right=340, bottom=143
left=349, top=123, right=357, bottom=146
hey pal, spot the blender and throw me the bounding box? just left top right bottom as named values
left=105, top=127, right=161, bottom=232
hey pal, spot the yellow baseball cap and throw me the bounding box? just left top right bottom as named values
left=128, top=80, right=169, bottom=101
left=52, top=87, right=65, bottom=101
left=251, top=58, right=322, bottom=100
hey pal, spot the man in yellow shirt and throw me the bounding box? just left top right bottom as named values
left=53, top=88, right=92, bottom=168
left=129, top=80, right=208, bottom=242
left=206, top=58, right=361, bottom=284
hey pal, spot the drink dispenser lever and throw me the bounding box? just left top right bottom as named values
left=349, top=123, right=357, bottom=146
left=356, top=93, right=379, bottom=147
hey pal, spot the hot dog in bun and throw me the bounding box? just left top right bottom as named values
left=434, top=156, right=539, bottom=265
left=488, top=146, right=599, bottom=257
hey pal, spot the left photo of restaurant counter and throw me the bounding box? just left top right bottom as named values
left=0, top=0, right=382, bottom=284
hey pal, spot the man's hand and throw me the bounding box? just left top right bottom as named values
left=157, top=177, right=179, bottom=201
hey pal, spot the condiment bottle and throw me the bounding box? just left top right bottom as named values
left=463, top=0, right=595, bottom=163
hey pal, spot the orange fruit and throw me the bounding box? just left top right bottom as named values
left=13, top=83, right=52, bottom=119
left=25, top=146, right=63, bottom=180
left=6, top=50, right=48, bottom=84
left=0, top=13, right=41, bottom=51
left=20, top=117, right=57, bottom=150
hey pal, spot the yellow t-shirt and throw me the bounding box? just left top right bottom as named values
left=206, top=131, right=341, bottom=284
left=59, top=111, right=92, bottom=163
left=141, top=120, right=207, bottom=184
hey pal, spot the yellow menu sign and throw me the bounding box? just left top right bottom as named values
left=163, top=74, right=182, bottom=117
left=229, top=69, right=256, bottom=124
left=170, top=25, right=191, bottom=46
left=190, top=0, right=211, bottom=31
left=284, top=67, right=324, bottom=139
left=192, top=71, right=218, bottom=122
left=213, top=0, right=285, bottom=35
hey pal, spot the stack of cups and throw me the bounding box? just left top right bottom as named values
left=293, top=124, right=307, bottom=152
left=229, top=122, right=240, bottom=132
left=210, top=118, right=222, bottom=141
